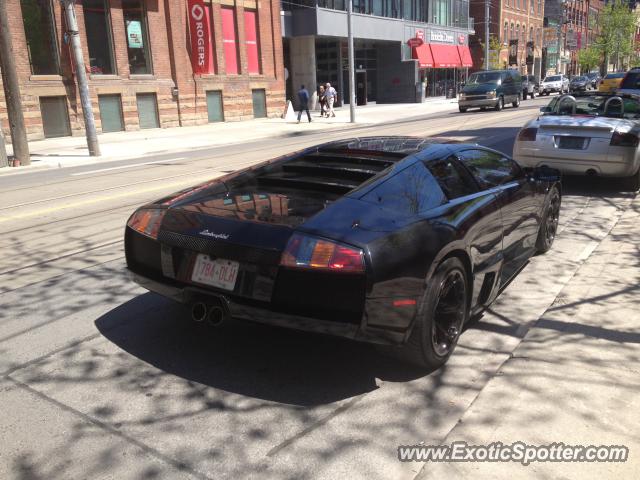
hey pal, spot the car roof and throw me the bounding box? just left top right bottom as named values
left=319, top=136, right=454, bottom=157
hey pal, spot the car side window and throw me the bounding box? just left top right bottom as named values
left=361, top=162, right=447, bottom=214
left=425, top=157, right=478, bottom=200
left=457, top=149, right=522, bottom=189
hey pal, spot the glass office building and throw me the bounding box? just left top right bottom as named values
left=282, top=0, right=475, bottom=104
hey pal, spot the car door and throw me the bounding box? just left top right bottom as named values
left=426, top=155, right=504, bottom=311
left=502, top=72, right=514, bottom=102
left=456, top=148, right=542, bottom=287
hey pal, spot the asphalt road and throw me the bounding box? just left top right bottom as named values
left=0, top=97, right=636, bottom=480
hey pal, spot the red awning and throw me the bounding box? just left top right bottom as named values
left=429, top=44, right=462, bottom=68
left=412, top=43, right=433, bottom=68
left=457, top=45, right=473, bottom=68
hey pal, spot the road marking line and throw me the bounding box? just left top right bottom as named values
left=70, top=158, right=186, bottom=176
left=0, top=174, right=220, bottom=223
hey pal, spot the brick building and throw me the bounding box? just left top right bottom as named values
left=469, top=0, right=545, bottom=77
left=0, top=0, right=285, bottom=141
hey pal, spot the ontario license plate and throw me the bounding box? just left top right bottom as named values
left=558, top=136, right=587, bottom=149
left=191, top=255, right=239, bottom=291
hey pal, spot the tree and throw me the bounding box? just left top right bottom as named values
left=576, top=45, right=602, bottom=73
left=592, top=0, right=639, bottom=71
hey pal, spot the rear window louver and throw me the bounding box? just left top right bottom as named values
left=254, top=149, right=407, bottom=195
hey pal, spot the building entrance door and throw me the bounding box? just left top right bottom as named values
left=356, top=70, right=367, bottom=105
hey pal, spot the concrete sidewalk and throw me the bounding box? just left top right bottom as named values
left=1, top=98, right=457, bottom=173
left=417, top=195, right=640, bottom=479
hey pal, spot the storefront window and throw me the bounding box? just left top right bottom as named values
left=83, top=0, right=116, bottom=75
left=221, top=7, right=239, bottom=74
left=20, top=0, right=59, bottom=75
left=244, top=10, right=261, bottom=74
left=123, top=0, right=152, bottom=74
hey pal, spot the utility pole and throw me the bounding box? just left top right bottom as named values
left=484, top=0, right=490, bottom=70
left=0, top=128, right=8, bottom=168
left=556, top=1, right=565, bottom=75
left=0, top=1, right=30, bottom=166
left=62, top=0, right=100, bottom=156
left=347, top=0, right=356, bottom=122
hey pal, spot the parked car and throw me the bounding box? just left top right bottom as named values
left=522, top=75, right=539, bottom=99
left=540, top=74, right=570, bottom=95
left=125, top=137, right=561, bottom=370
left=513, top=94, right=640, bottom=190
left=598, top=72, right=626, bottom=93
left=458, top=69, right=522, bottom=112
left=585, top=71, right=601, bottom=89
left=616, top=67, right=640, bottom=95
left=569, top=75, right=589, bottom=94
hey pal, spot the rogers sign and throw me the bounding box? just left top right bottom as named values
left=188, top=0, right=211, bottom=74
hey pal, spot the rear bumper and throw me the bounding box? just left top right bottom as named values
left=130, top=271, right=409, bottom=346
left=514, top=152, right=639, bottom=177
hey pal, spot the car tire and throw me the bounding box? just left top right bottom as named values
left=536, top=186, right=561, bottom=254
left=531, top=90, right=536, bottom=99
left=401, top=257, right=468, bottom=370
left=523, top=91, right=528, bottom=100
left=622, top=167, right=640, bottom=192
left=495, top=96, right=504, bottom=111
left=458, top=106, right=467, bottom=113
left=480, top=107, right=487, bottom=111
left=512, top=95, right=520, bottom=108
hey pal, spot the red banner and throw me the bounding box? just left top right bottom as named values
left=187, top=0, right=212, bottom=74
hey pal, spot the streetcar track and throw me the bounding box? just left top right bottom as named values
left=0, top=105, right=539, bottom=197
left=0, top=239, right=122, bottom=276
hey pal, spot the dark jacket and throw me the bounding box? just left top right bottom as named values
left=297, top=88, right=310, bottom=107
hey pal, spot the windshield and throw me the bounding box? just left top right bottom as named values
left=572, top=76, right=587, bottom=82
left=544, top=76, right=561, bottom=82
left=467, top=72, right=502, bottom=84
left=542, top=95, right=640, bottom=119
left=606, top=72, right=626, bottom=79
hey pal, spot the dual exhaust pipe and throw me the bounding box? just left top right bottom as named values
left=191, top=300, right=227, bottom=327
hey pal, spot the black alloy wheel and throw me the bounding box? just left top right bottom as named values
left=430, top=269, right=466, bottom=358
left=536, top=186, right=561, bottom=253
left=401, top=257, right=468, bottom=370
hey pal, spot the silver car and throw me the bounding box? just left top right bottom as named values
left=540, top=74, right=570, bottom=95
left=513, top=94, right=640, bottom=190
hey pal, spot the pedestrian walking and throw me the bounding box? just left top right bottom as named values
left=297, top=84, right=311, bottom=123
left=318, top=85, right=326, bottom=117
left=325, top=82, right=337, bottom=117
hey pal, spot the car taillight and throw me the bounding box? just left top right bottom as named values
left=280, top=233, right=365, bottom=273
left=127, top=208, right=166, bottom=240
left=518, top=127, right=537, bottom=141
left=610, top=131, right=640, bottom=147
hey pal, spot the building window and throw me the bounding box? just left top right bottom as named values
left=40, top=96, right=71, bottom=137
left=244, top=10, right=261, bottom=74
left=221, top=7, right=239, bottom=74
left=206, top=91, right=224, bottom=122
left=20, top=0, right=60, bottom=75
left=252, top=89, right=267, bottom=118
left=136, top=93, right=159, bottom=129
left=123, top=0, right=153, bottom=74
left=83, top=0, right=116, bottom=75
left=504, top=21, right=508, bottom=43
left=98, top=94, right=124, bottom=132
left=511, top=23, right=515, bottom=40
